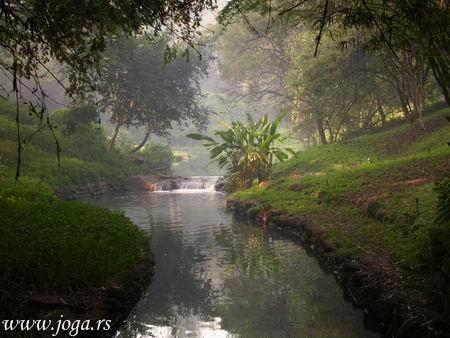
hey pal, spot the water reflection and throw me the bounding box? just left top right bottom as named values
left=89, top=191, right=381, bottom=338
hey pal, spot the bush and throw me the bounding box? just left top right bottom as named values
left=187, top=112, right=295, bottom=189
left=58, top=124, right=109, bottom=161
left=140, top=142, right=174, bottom=174
left=51, top=104, right=99, bottom=135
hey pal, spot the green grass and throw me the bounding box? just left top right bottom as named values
left=0, top=138, right=144, bottom=188
left=0, top=180, right=146, bottom=291
left=0, top=193, right=146, bottom=290
left=232, top=108, right=450, bottom=266
left=0, top=101, right=150, bottom=300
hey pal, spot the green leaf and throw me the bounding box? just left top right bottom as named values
left=274, top=150, right=289, bottom=162
left=209, top=145, right=224, bottom=159
left=186, top=133, right=215, bottom=143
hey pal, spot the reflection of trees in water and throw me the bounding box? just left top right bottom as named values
left=132, top=236, right=216, bottom=329
left=95, top=193, right=376, bottom=338
left=213, top=223, right=374, bottom=338
left=122, top=196, right=219, bottom=337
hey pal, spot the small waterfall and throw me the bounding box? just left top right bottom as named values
left=179, top=177, right=217, bottom=190
left=151, top=176, right=219, bottom=193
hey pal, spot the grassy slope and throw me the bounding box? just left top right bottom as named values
left=0, top=105, right=149, bottom=314
left=231, top=108, right=450, bottom=322
left=233, top=108, right=449, bottom=263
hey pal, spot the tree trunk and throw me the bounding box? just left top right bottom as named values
left=406, top=52, right=428, bottom=132
left=376, top=97, right=387, bottom=126
left=430, top=56, right=450, bottom=110
left=109, top=120, right=122, bottom=150
left=411, top=80, right=426, bottom=132
left=327, top=123, right=334, bottom=144
left=316, top=116, right=327, bottom=145
left=383, top=50, right=428, bottom=133
left=129, top=124, right=151, bottom=154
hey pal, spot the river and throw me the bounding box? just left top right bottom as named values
left=88, top=178, right=383, bottom=338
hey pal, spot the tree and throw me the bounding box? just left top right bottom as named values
left=375, top=48, right=429, bottom=132
left=0, top=0, right=216, bottom=98
left=218, top=0, right=450, bottom=132
left=1, top=0, right=216, bottom=180
left=97, top=36, right=210, bottom=153
left=216, top=13, right=294, bottom=108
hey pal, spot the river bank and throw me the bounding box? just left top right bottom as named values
left=225, top=108, right=450, bottom=337
left=226, top=198, right=425, bottom=337
left=0, top=176, right=156, bottom=337
left=1, top=173, right=225, bottom=337
left=88, top=186, right=381, bottom=337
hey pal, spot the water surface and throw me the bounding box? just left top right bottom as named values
left=89, top=187, right=381, bottom=338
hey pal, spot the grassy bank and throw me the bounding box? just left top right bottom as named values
left=0, top=101, right=161, bottom=323
left=229, top=108, right=450, bottom=331
left=0, top=182, right=145, bottom=295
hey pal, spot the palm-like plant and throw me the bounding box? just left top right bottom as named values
left=187, top=112, right=296, bottom=188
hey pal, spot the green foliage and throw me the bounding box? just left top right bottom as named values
left=0, top=177, right=55, bottom=202
left=0, top=0, right=215, bottom=97
left=231, top=107, right=450, bottom=293
left=58, top=125, right=109, bottom=161
left=0, top=195, right=145, bottom=289
left=140, top=142, right=174, bottom=174
left=98, top=35, right=210, bottom=153
left=0, top=100, right=175, bottom=188
left=188, top=112, right=295, bottom=188
left=52, top=105, right=99, bottom=135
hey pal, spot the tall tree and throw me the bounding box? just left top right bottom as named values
left=1, top=0, right=216, bottom=180
left=218, top=0, right=450, bottom=132
left=97, top=36, right=210, bottom=153
left=0, top=0, right=216, bottom=98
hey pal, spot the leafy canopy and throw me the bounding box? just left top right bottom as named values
left=0, top=0, right=216, bottom=98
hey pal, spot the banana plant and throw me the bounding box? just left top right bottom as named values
left=187, top=112, right=296, bottom=188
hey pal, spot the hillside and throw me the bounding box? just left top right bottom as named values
left=229, top=107, right=450, bottom=336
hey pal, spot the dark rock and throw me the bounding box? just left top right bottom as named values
left=122, top=175, right=157, bottom=191
left=215, top=176, right=232, bottom=192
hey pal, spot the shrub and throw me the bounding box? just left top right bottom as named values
left=140, top=142, right=174, bottom=174
left=51, top=105, right=99, bottom=135
left=187, top=112, right=295, bottom=188
left=58, top=124, right=109, bottom=161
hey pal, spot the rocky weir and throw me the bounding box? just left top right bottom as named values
left=56, top=175, right=224, bottom=200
